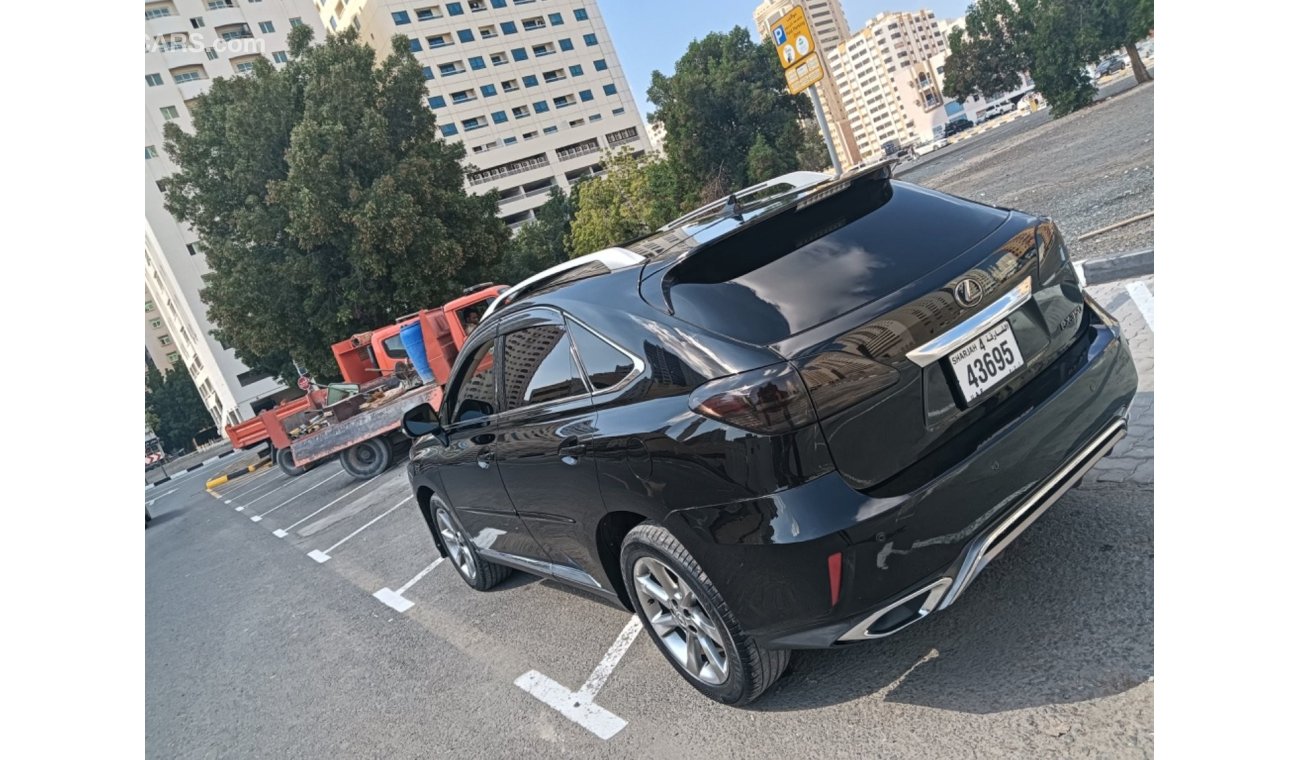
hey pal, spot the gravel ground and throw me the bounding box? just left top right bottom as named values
left=902, top=83, right=1154, bottom=261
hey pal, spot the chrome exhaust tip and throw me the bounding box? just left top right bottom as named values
left=837, top=578, right=952, bottom=642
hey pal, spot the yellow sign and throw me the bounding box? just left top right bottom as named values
left=770, top=6, right=817, bottom=71
left=783, top=51, right=825, bottom=96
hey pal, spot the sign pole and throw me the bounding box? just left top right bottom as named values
left=808, top=83, right=842, bottom=177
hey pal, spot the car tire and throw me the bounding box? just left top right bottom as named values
left=276, top=447, right=308, bottom=477
left=435, top=506, right=511, bottom=591
left=620, top=522, right=790, bottom=706
left=338, top=437, right=391, bottom=480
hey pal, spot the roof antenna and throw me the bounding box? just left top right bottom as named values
left=721, top=193, right=742, bottom=220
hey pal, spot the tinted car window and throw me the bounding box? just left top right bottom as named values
left=501, top=325, right=586, bottom=410
left=451, top=342, right=497, bottom=423
left=570, top=321, right=636, bottom=390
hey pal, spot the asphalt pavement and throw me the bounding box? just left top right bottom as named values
left=147, top=273, right=1156, bottom=758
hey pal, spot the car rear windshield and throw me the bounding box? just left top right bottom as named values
left=661, top=180, right=1008, bottom=345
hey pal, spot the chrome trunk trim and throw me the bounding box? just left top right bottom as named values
left=906, top=277, right=1034, bottom=367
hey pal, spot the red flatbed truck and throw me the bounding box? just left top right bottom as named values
left=224, top=284, right=504, bottom=479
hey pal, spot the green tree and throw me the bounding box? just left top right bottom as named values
left=499, top=188, right=574, bottom=283
left=145, top=362, right=216, bottom=453
left=647, top=26, right=818, bottom=201
left=942, top=0, right=1153, bottom=118
left=567, top=149, right=684, bottom=256
left=163, top=26, right=510, bottom=381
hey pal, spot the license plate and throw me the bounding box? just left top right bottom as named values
left=947, top=320, right=1025, bottom=403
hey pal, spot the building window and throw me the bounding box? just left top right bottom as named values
left=583, top=33, right=597, bottom=46
left=441, top=123, right=459, bottom=136
left=558, top=38, right=573, bottom=52
left=458, top=29, right=475, bottom=43
left=574, top=8, right=589, bottom=21
left=186, top=243, right=201, bottom=256
left=579, top=89, right=593, bottom=102
left=612, top=107, right=625, bottom=115
left=481, top=84, right=498, bottom=97
left=145, top=7, right=173, bottom=20
left=569, top=64, right=583, bottom=77
left=447, top=2, right=464, bottom=16
left=272, top=51, right=289, bottom=63
left=512, top=48, right=528, bottom=61
left=452, top=89, right=477, bottom=104
left=492, top=110, right=508, bottom=124
left=534, top=43, right=556, bottom=56
left=145, top=145, right=159, bottom=159
left=417, top=7, right=441, bottom=22
left=534, top=100, right=549, bottom=113
left=522, top=17, right=546, bottom=31
left=512, top=105, right=531, bottom=118
left=469, top=0, right=486, bottom=11
left=548, top=13, right=564, bottom=26
left=205, top=47, right=219, bottom=60
left=208, top=0, right=234, bottom=8
left=290, top=17, right=304, bottom=27
left=522, top=131, right=538, bottom=140
left=410, top=38, right=424, bottom=52
left=429, top=95, right=447, bottom=108
left=427, top=33, right=451, bottom=47
left=523, top=75, right=538, bottom=87
left=543, top=125, right=558, bottom=134
left=191, top=17, right=205, bottom=29
left=423, top=66, right=435, bottom=80
left=504, top=136, right=517, bottom=145
left=439, top=62, right=465, bottom=76
left=469, top=56, right=486, bottom=70
left=258, top=21, right=275, bottom=33
left=492, top=0, right=506, bottom=7
left=167, top=351, right=181, bottom=363
left=480, top=25, right=498, bottom=39
left=593, top=58, right=607, bottom=71
left=160, top=106, right=180, bottom=121
left=589, top=113, right=601, bottom=122
left=145, top=300, right=156, bottom=312
left=392, top=11, right=411, bottom=25
left=543, top=69, right=565, bottom=83
left=501, top=21, right=517, bottom=34
left=463, top=116, right=486, bottom=131
left=501, top=79, right=519, bottom=92
left=159, top=335, right=173, bottom=346
left=603, top=83, right=617, bottom=96
left=236, top=61, right=255, bottom=73
left=490, top=52, right=508, bottom=65
left=146, top=73, right=164, bottom=87
left=554, top=95, right=574, bottom=108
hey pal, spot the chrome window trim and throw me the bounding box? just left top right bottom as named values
left=905, top=277, right=1034, bottom=367
left=563, top=312, right=645, bottom=399
left=494, top=308, right=590, bottom=417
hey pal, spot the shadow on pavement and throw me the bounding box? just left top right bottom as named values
left=145, top=509, right=188, bottom=529
left=748, top=485, right=1153, bottom=714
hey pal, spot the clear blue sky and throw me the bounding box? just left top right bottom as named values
left=600, top=1, right=973, bottom=123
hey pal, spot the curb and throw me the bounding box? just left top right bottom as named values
left=205, top=457, right=271, bottom=491
left=1075, top=248, right=1153, bottom=286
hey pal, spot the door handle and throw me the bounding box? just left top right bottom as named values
left=559, top=438, right=586, bottom=466
left=476, top=449, right=495, bottom=469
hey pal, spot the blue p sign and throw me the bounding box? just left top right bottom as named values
left=773, top=25, right=787, bottom=45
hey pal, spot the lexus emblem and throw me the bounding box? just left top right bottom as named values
left=954, top=278, right=983, bottom=308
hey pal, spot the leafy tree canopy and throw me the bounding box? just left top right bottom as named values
left=163, top=26, right=510, bottom=381
left=567, top=149, right=685, bottom=256
left=498, top=188, right=573, bottom=284
left=146, top=362, right=216, bottom=453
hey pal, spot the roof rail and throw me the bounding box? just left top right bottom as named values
left=482, top=248, right=645, bottom=320
left=659, top=171, right=832, bottom=231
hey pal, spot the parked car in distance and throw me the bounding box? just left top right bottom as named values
left=1096, top=55, right=1127, bottom=77
left=983, top=101, right=1014, bottom=120
left=943, top=117, right=975, bottom=137
left=913, top=137, right=948, bottom=155
left=402, top=166, right=1138, bottom=706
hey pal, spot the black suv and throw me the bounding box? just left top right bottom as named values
left=943, top=117, right=975, bottom=137
left=402, top=166, right=1137, bottom=705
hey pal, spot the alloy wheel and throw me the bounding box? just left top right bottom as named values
left=633, top=556, right=729, bottom=685
left=436, top=509, right=476, bottom=581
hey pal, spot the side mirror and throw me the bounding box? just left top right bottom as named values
left=401, top=403, right=449, bottom=446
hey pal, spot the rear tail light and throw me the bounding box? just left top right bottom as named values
left=688, top=363, right=816, bottom=434
left=795, top=351, right=900, bottom=418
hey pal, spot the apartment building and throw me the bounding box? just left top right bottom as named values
left=145, top=0, right=324, bottom=429
left=324, top=0, right=649, bottom=230
left=144, top=285, right=181, bottom=371
left=826, top=8, right=956, bottom=158
left=752, top=0, right=860, bottom=168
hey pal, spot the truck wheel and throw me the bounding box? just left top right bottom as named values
left=339, top=437, right=392, bottom=480
left=276, top=447, right=307, bottom=478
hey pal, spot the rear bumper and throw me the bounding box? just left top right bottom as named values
left=665, top=300, right=1138, bottom=648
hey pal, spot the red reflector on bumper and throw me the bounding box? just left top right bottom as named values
left=828, top=552, right=843, bottom=607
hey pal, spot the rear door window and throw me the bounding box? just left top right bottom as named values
left=501, top=324, right=587, bottom=410
left=450, top=342, right=498, bottom=423
left=569, top=320, right=637, bottom=391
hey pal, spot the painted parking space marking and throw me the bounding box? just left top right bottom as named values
left=514, top=615, right=642, bottom=740
left=217, top=466, right=274, bottom=499
left=308, top=496, right=411, bottom=563
left=234, top=470, right=319, bottom=512
left=251, top=471, right=343, bottom=522
left=1126, top=281, right=1155, bottom=331
left=273, top=479, right=375, bottom=538
left=373, top=558, right=445, bottom=612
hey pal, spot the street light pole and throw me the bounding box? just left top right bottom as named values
left=808, top=83, right=842, bottom=177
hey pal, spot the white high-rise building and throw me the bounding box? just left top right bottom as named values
left=326, top=0, right=649, bottom=231
left=145, top=1, right=324, bottom=430
left=752, top=0, right=860, bottom=168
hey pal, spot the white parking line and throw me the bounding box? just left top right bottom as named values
left=219, top=467, right=274, bottom=499
left=251, top=471, right=343, bottom=522
left=235, top=471, right=315, bottom=512
left=1126, top=281, right=1155, bottom=331
left=273, top=479, right=375, bottom=538
left=373, top=558, right=445, bottom=612
left=514, top=615, right=642, bottom=740
left=307, top=496, right=411, bottom=563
